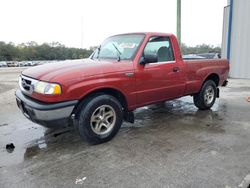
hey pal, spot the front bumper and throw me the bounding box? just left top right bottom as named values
left=15, top=89, right=78, bottom=128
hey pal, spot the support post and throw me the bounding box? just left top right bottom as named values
left=227, top=0, right=233, bottom=60
left=177, top=0, right=181, bottom=44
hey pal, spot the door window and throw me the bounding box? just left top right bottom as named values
left=144, top=37, right=175, bottom=63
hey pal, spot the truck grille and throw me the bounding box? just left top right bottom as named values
left=19, top=75, right=37, bottom=95
left=21, top=77, right=31, bottom=91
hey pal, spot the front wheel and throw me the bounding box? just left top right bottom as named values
left=76, top=94, right=123, bottom=144
left=193, top=80, right=217, bottom=110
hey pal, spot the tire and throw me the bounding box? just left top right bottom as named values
left=75, top=94, right=123, bottom=144
left=193, top=80, right=217, bottom=110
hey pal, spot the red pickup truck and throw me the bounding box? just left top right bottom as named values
left=16, top=32, right=229, bottom=144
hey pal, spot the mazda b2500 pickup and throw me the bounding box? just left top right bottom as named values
left=16, top=32, right=229, bottom=144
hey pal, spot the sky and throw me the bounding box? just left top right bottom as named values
left=0, top=0, right=227, bottom=48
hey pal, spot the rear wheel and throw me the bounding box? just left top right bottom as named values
left=76, top=94, right=123, bottom=144
left=193, top=80, right=217, bottom=110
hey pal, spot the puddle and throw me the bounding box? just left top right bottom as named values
left=0, top=94, right=229, bottom=168
left=134, top=96, right=226, bottom=122
left=24, top=145, right=41, bottom=159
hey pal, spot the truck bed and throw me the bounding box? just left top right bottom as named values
left=184, top=59, right=229, bottom=95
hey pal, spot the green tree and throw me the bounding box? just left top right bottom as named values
left=0, top=41, right=94, bottom=61
left=181, top=43, right=221, bottom=55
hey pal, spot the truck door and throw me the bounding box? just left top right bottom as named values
left=135, top=36, right=185, bottom=106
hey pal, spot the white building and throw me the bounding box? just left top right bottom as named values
left=222, top=0, right=250, bottom=79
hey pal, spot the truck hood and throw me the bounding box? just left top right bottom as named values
left=22, top=59, right=132, bottom=82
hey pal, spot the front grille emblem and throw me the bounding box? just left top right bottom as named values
left=22, top=79, right=27, bottom=88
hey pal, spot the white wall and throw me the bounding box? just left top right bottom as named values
left=221, top=6, right=229, bottom=59
left=230, top=0, right=250, bottom=78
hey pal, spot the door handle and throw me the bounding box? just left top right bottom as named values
left=173, top=67, right=180, bottom=72
left=125, top=72, right=134, bottom=77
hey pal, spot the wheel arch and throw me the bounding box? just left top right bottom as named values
left=73, top=87, right=128, bottom=117
left=203, top=73, right=220, bottom=87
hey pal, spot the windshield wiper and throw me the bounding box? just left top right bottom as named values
left=96, top=45, right=101, bottom=60
left=112, top=43, right=121, bottom=61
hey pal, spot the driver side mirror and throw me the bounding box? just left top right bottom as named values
left=139, top=54, right=158, bottom=65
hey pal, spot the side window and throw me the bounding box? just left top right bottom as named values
left=144, top=37, right=175, bottom=63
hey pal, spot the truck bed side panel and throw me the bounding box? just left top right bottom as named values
left=184, top=59, right=229, bottom=95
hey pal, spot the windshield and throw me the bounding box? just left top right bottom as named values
left=92, top=34, right=145, bottom=61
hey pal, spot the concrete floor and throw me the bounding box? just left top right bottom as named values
left=0, top=67, right=250, bottom=188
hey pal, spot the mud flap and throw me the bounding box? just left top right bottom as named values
left=124, top=111, right=134, bottom=123
left=222, top=80, right=228, bottom=87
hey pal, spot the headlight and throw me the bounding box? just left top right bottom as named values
left=34, top=81, right=61, bottom=95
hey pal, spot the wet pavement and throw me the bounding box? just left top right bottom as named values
left=0, top=67, right=250, bottom=188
